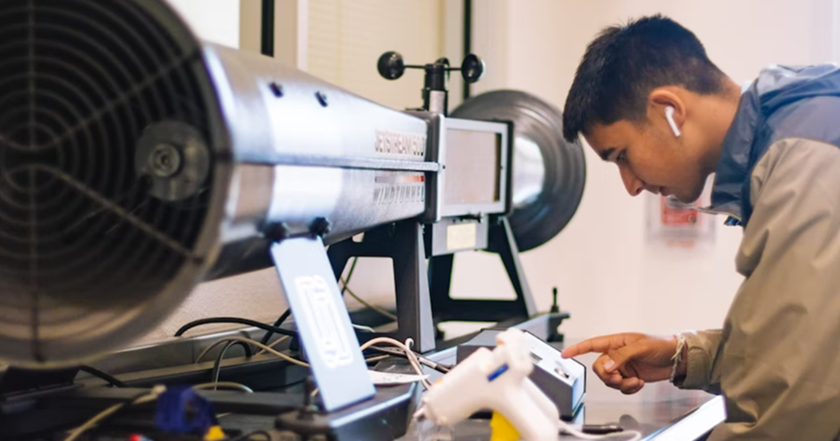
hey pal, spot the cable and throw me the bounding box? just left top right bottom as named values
left=343, top=255, right=359, bottom=289
left=340, top=256, right=398, bottom=321
left=199, top=335, right=396, bottom=377
left=257, top=335, right=291, bottom=356
left=369, top=346, right=451, bottom=373
left=79, top=365, right=127, bottom=388
left=211, top=341, right=240, bottom=389
left=341, top=283, right=398, bottom=321
left=64, top=391, right=157, bottom=441
left=200, top=337, right=309, bottom=367
left=174, top=317, right=298, bottom=338
left=193, top=382, right=254, bottom=393
left=195, top=340, right=253, bottom=364
left=65, top=382, right=254, bottom=441
left=363, top=354, right=391, bottom=364
left=259, top=308, right=292, bottom=345
left=360, top=337, right=431, bottom=389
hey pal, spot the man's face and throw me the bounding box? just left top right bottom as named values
left=583, top=116, right=708, bottom=203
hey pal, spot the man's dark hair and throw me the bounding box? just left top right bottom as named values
left=562, top=15, right=726, bottom=142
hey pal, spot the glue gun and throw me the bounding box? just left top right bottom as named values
left=414, top=328, right=559, bottom=441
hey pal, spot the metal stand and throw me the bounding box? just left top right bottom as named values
left=327, top=221, right=436, bottom=353
left=328, top=216, right=570, bottom=353
left=429, top=217, right=536, bottom=323
left=429, top=216, right=570, bottom=343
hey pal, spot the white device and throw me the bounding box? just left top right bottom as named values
left=665, top=105, right=681, bottom=137
left=415, top=329, right=559, bottom=441
left=456, top=329, right=586, bottom=419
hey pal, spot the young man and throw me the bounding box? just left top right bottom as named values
left=560, top=15, right=840, bottom=440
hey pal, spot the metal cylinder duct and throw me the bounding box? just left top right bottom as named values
left=0, top=0, right=430, bottom=366
left=451, top=91, right=586, bottom=252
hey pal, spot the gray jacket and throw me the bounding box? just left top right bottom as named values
left=679, top=65, right=840, bottom=440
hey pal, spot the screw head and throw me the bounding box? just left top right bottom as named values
left=264, top=222, right=290, bottom=242
left=310, top=217, right=332, bottom=236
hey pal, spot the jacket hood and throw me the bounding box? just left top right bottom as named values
left=709, top=64, right=840, bottom=223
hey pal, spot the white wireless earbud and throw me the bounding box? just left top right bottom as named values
left=665, top=106, right=681, bottom=137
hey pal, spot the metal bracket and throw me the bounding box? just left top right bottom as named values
left=270, top=236, right=375, bottom=411
left=428, top=216, right=539, bottom=330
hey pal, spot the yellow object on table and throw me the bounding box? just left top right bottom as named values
left=204, top=425, right=227, bottom=441
left=490, top=411, right=522, bottom=441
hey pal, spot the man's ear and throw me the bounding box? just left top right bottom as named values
left=649, top=89, right=685, bottom=132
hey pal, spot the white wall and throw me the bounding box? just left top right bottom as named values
left=140, top=0, right=837, bottom=344
left=307, top=0, right=447, bottom=110
left=165, top=0, right=240, bottom=48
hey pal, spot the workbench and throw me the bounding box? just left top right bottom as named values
left=396, top=343, right=726, bottom=441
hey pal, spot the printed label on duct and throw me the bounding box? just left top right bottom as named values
left=375, top=130, right=427, bottom=157
left=373, top=172, right=425, bottom=205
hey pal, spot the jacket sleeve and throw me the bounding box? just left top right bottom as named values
left=705, top=138, right=840, bottom=441
left=674, top=329, right=723, bottom=395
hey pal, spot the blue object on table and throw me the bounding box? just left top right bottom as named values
left=154, top=386, right=218, bottom=433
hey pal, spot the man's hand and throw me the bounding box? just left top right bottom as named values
left=561, top=333, right=680, bottom=395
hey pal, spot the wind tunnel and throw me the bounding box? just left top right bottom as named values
left=0, top=0, right=584, bottom=366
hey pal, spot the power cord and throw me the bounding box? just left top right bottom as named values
left=199, top=336, right=395, bottom=370
left=341, top=283, right=398, bottom=321
left=198, top=336, right=309, bottom=367
left=79, top=365, right=128, bottom=388
left=257, top=335, right=291, bottom=356
left=65, top=382, right=255, bottom=441
left=211, top=341, right=243, bottom=389
left=174, top=317, right=297, bottom=338
left=360, top=337, right=432, bottom=389
left=64, top=389, right=159, bottom=441
left=195, top=340, right=253, bottom=364
left=259, top=308, right=292, bottom=346
left=367, top=346, right=451, bottom=374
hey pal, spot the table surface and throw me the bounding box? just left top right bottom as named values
left=397, top=345, right=726, bottom=441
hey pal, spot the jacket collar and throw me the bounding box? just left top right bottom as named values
left=703, top=81, right=762, bottom=224
left=702, top=65, right=840, bottom=225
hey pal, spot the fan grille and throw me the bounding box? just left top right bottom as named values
left=0, top=0, right=224, bottom=364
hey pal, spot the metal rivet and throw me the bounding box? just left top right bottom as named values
left=315, top=91, right=328, bottom=107
left=269, top=82, right=284, bottom=97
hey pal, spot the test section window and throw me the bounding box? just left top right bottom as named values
left=443, top=129, right=502, bottom=206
